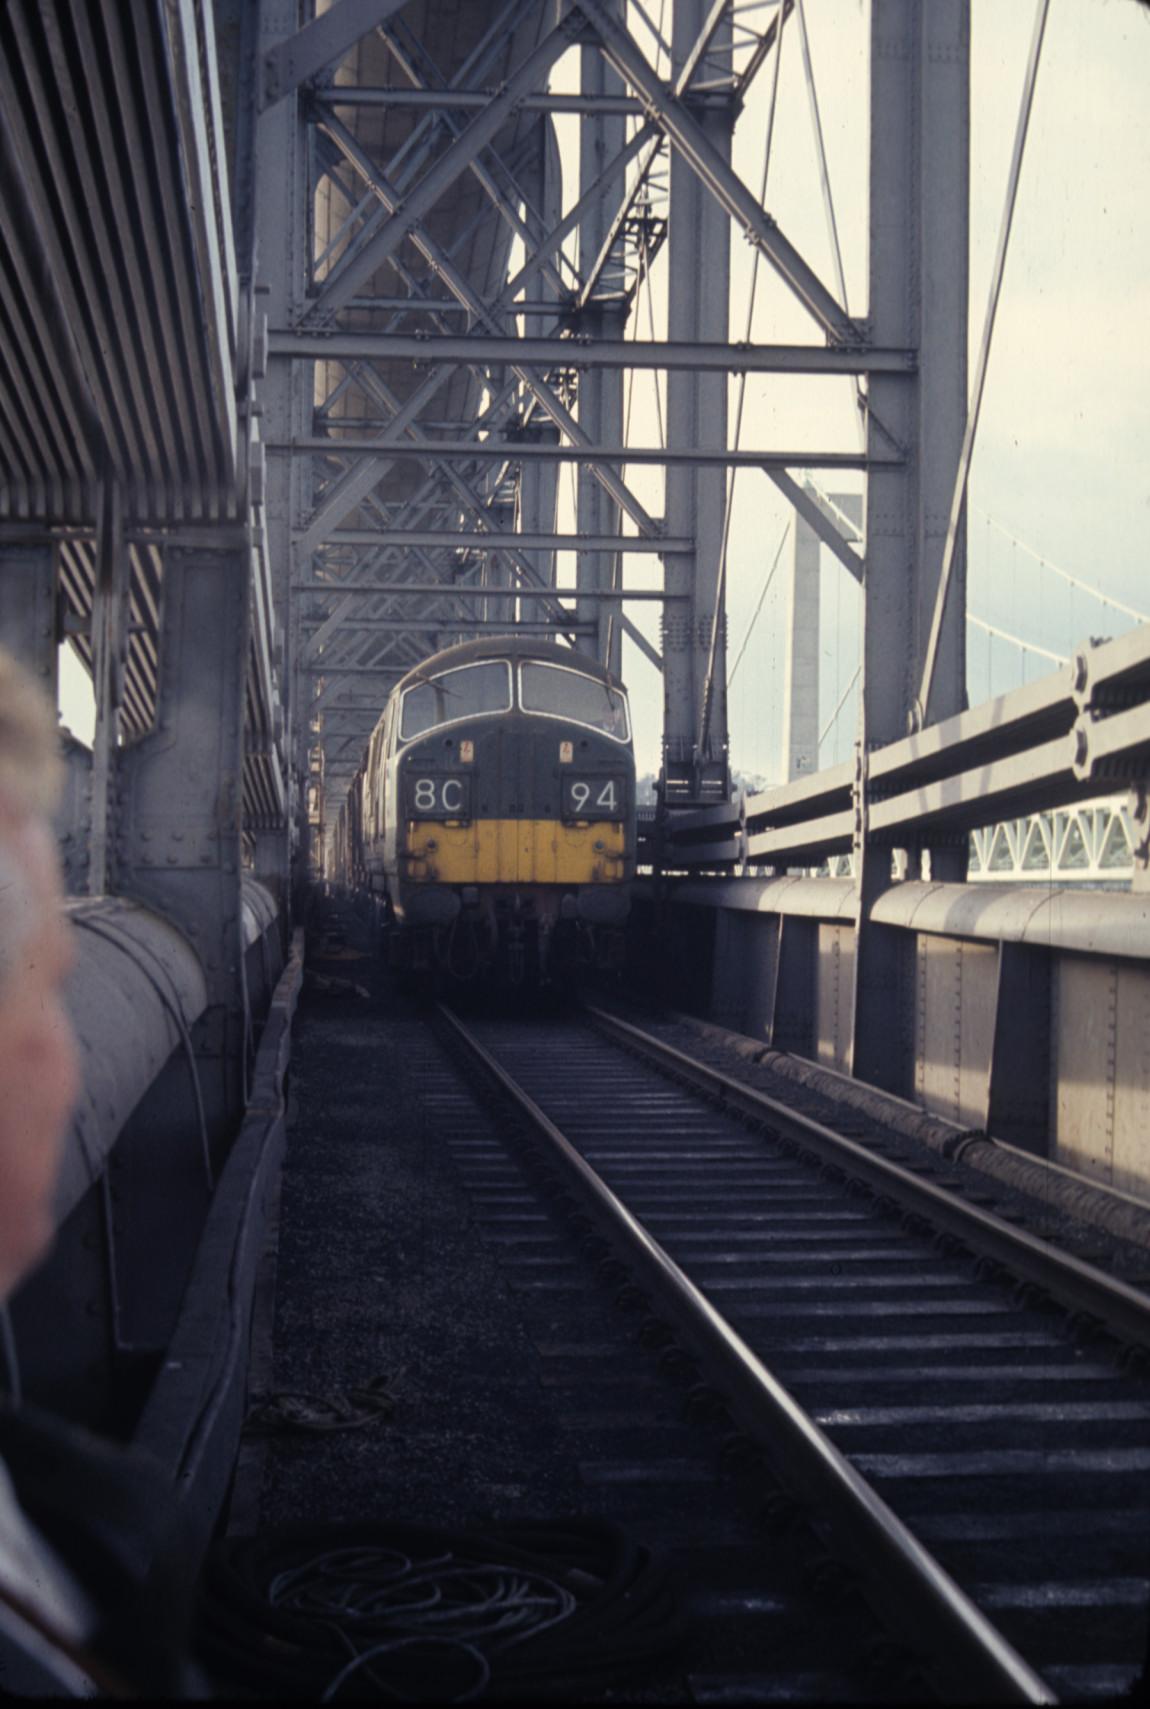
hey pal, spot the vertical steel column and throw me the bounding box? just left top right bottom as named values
left=662, top=0, right=731, bottom=804
left=574, top=304, right=626, bottom=673
left=484, top=498, right=517, bottom=630
left=782, top=493, right=862, bottom=781
left=517, top=120, right=562, bottom=594
left=118, top=543, right=251, bottom=1155
left=228, top=0, right=289, bottom=917
left=576, top=17, right=625, bottom=675
left=256, top=0, right=312, bottom=909
left=517, top=423, right=560, bottom=591
left=780, top=520, right=820, bottom=782
left=862, top=0, right=969, bottom=751
left=852, top=0, right=969, bottom=1087
left=88, top=486, right=128, bottom=897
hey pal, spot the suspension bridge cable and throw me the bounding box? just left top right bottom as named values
left=967, top=611, right=1068, bottom=667
left=974, top=508, right=1148, bottom=623
left=794, top=0, right=864, bottom=453
left=730, top=521, right=792, bottom=686
left=630, top=0, right=672, bottom=65
left=818, top=664, right=860, bottom=751
left=700, top=4, right=788, bottom=749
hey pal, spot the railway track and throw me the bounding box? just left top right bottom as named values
left=437, top=1001, right=1150, bottom=1703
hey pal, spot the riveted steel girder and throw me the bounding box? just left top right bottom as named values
left=851, top=0, right=971, bottom=1088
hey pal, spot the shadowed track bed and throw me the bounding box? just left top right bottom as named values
left=237, top=899, right=1150, bottom=1700
left=239, top=906, right=913, bottom=1701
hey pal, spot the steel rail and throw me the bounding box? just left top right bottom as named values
left=584, top=1006, right=1150, bottom=1358
left=436, top=1003, right=1053, bottom=1705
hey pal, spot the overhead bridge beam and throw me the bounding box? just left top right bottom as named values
left=305, top=620, right=596, bottom=635
left=318, top=88, right=646, bottom=117
left=292, top=582, right=685, bottom=600
left=303, top=623, right=597, bottom=663
left=303, top=530, right=692, bottom=553
left=262, top=0, right=413, bottom=107
left=274, top=441, right=883, bottom=471
left=303, top=615, right=602, bottom=631
left=269, top=332, right=913, bottom=376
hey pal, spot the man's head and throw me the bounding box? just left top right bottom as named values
left=0, top=650, right=78, bottom=1301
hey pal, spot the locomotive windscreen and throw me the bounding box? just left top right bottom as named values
left=400, top=661, right=512, bottom=739
left=519, top=663, right=630, bottom=741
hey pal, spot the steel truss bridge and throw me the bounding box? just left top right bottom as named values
left=0, top=0, right=1149, bottom=1607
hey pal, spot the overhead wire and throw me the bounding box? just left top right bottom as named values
left=699, top=1, right=789, bottom=757
left=794, top=0, right=864, bottom=452
left=613, top=0, right=668, bottom=679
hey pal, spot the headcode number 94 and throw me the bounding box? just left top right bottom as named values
left=563, top=776, right=623, bottom=820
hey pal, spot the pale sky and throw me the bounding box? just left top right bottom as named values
left=556, top=0, right=1150, bottom=781
left=60, top=1, right=1150, bottom=790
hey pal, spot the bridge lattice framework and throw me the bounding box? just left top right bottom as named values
left=0, top=0, right=1147, bottom=1210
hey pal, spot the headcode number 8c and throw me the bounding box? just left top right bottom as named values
left=411, top=776, right=468, bottom=816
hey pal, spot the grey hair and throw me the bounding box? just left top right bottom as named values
left=0, top=648, right=62, bottom=821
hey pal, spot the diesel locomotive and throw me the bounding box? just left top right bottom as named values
left=334, top=636, right=636, bottom=981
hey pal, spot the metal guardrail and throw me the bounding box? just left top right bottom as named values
left=646, top=625, right=1150, bottom=873
left=762, top=799, right=1135, bottom=885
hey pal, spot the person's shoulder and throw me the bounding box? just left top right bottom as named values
left=0, top=1402, right=200, bottom=1696
left=0, top=1402, right=170, bottom=1572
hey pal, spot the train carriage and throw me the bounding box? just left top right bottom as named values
left=345, top=636, right=636, bottom=982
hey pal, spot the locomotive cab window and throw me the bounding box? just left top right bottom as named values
left=519, top=662, right=630, bottom=742
left=400, top=661, right=512, bottom=741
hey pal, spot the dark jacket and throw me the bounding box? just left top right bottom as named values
left=0, top=1402, right=197, bottom=1697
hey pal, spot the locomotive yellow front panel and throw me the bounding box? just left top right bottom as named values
left=405, top=819, right=626, bottom=886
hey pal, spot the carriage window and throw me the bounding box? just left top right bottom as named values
left=400, top=661, right=512, bottom=740
left=520, top=663, right=630, bottom=741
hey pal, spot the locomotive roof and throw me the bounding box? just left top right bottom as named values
left=392, top=636, right=626, bottom=696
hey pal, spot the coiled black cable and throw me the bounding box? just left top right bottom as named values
left=197, top=1518, right=680, bottom=1700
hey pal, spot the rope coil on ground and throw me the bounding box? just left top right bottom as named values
left=243, top=1373, right=400, bottom=1437
left=197, top=1519, right=680, bottom=1701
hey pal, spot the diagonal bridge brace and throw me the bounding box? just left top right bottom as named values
left=296, top=121, right=657, bottom=556
left=313, top=109, right=666, bottom=544
left=575, top=0, right=862, bottom=346
left=303, top=365, right=662, bottom=673
left=305, top=18, right=578, bottom=322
